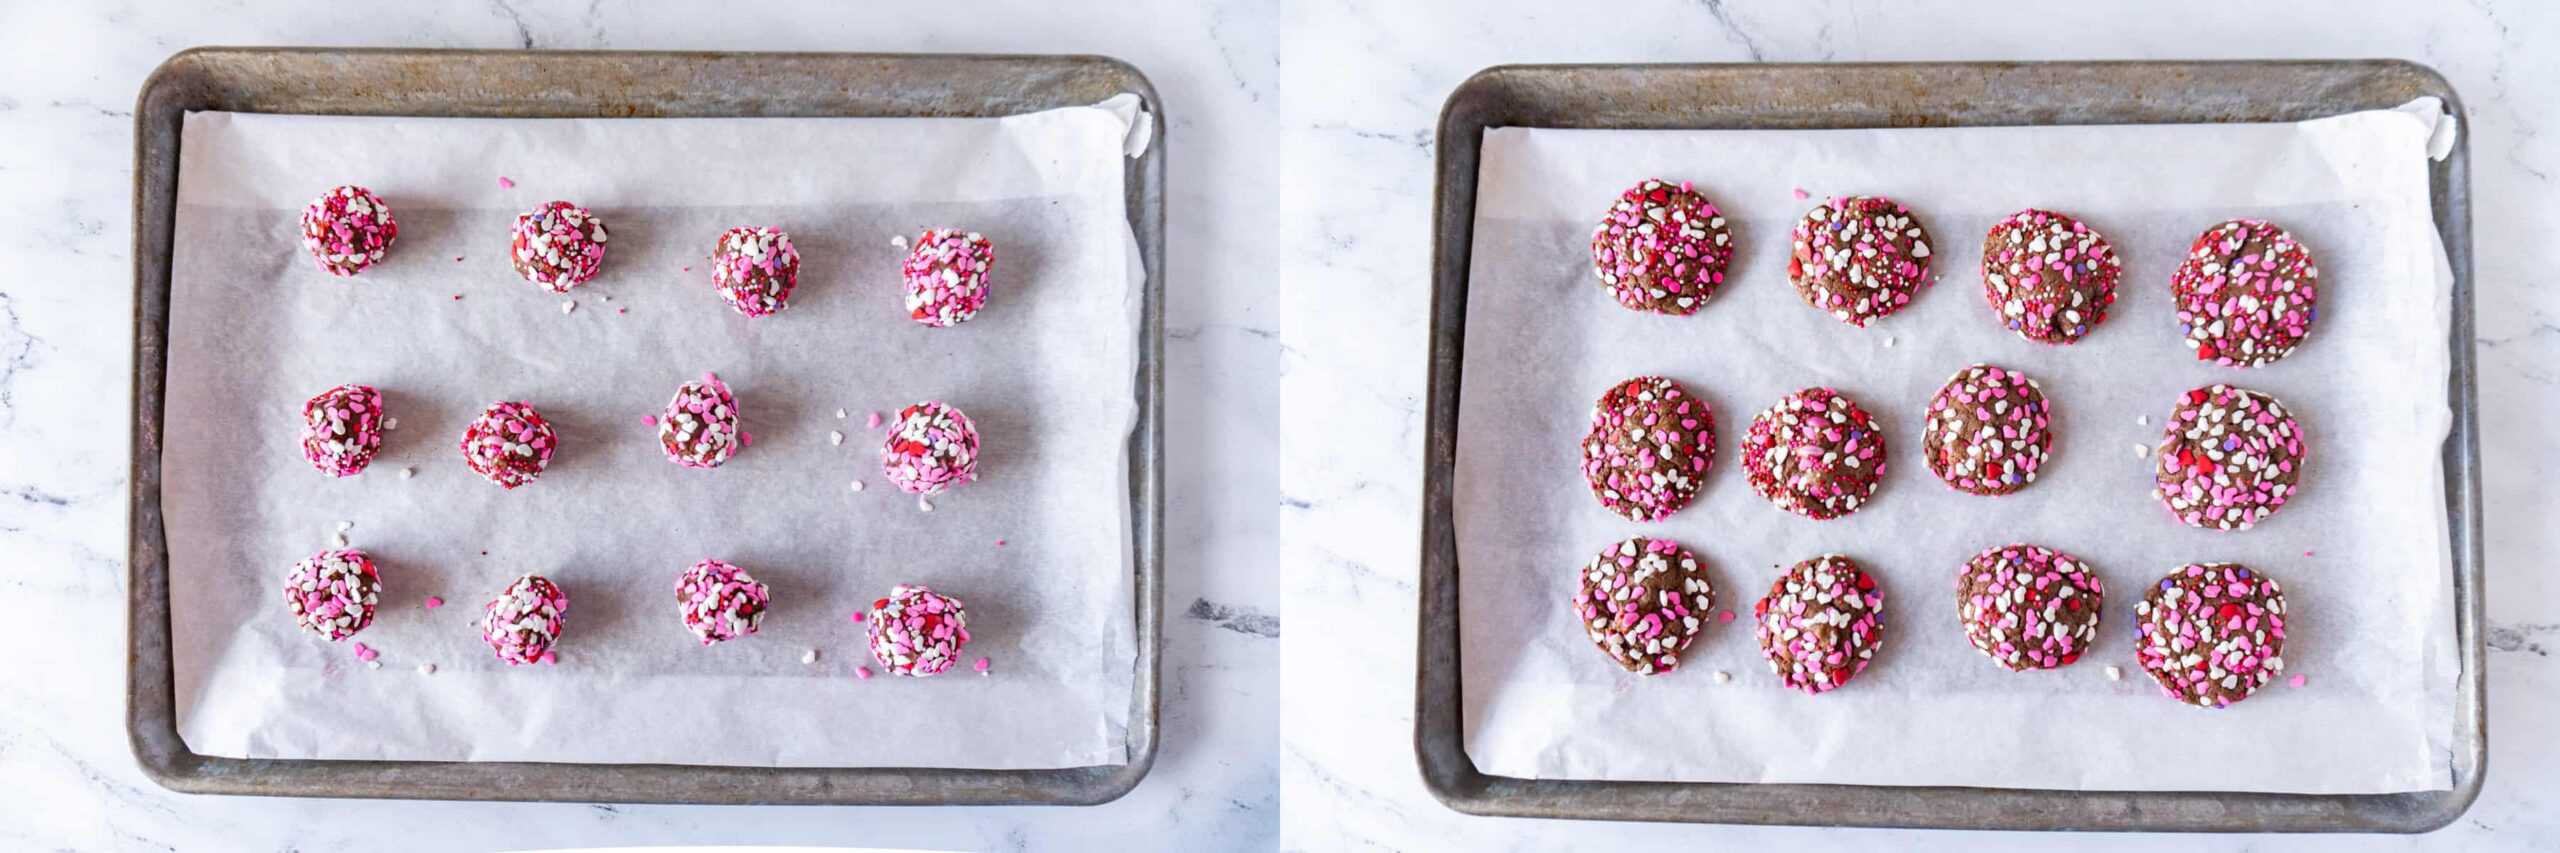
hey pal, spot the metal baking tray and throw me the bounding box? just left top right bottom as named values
left=1417, top=61, right=2483, bottom=832
left=128, top=48, right=1164, bottom=805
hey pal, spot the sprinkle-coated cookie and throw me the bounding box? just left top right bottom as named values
left=300, top=185, right=398, bottom=276
left=1787, top=195, right=1932, bottom=326
left=1741, top=387, right=1887, bottom=520
left=1589, top=179, right=1733, bottom=315
left=1573, top=537, right=1714, bottom=675
left=282, top=548, right=380, bottom=642
left=510, top=200, right=608, bottom=292
left=459, top=400, right=557, bottom=489
left=659, top=373, right=742, bottom=469
left=675, top=559, right=768, bottom=645
left=300, top=383, right=386, bottom=477
left=881, top=401, right=980, bottom=495
left=1580, top=376, right=1713, bottom=522
left=2171, top=219, right=2319, bottom=366
left=2135, top=562, right=2287, bottom=708
left=903, top=228, right=995, bottom=327
left=867, top=583, right=971, bottom=677
left=1981, top=208, right=2120, bottom=344
left=2152, top=384, right=2306, bottom=530
left=710, top=227, right=800, bottom=317
left=483, top=574, right=568, bottom=666
left=1921, top=364, right=2053, bottom=496
left=1755, top=554, right=1885, bottom=694
left=1957, top=543, right=2102, bottom=671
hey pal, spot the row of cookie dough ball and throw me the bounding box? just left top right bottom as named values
left=299, top=185, right=997, bottom=326
left=299, top=379, right=982, bottom=496
left=1591, top=179, right=2321, bottom=366
left=1573, top=538, right=2289, bottom=708
left=1582, top=372, right=2308, bottom=531
left=284, top=550, right=976, bottom=676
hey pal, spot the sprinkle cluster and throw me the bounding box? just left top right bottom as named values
left=2153, top=384, right=2306, bottom=530
left=1589, top=179, right=1733, bottom=315
left=1754, top=554, right=1885, bottom=694
left=902, top=229, right=996, bottom=327
left=1580, top=376, right=1713, bottom=522
left=2171, top=219, right=2319, bottom=366
left=659, top=373, right=743, bottom=469
left=482, top=574, right=569, bottom=666
left=2135, top=563, right=2287, bottom=708
left=866, top=583, right=971, bottom=677
left=1573, top=537, right=1714, bottom=675
left=1787, top=195, right=1932, bottom=326
left=880, top=400, right=980, bottom=495
left=282, top=548, right=381, bottom=641
left=710, top=227, right=801, bottom=317
left=1741, top=387, right=1887, bottom=520
left=510, top=200, right=609, bottom=292
left=459, top=400, right=557, bottom=490
left=1981, top=208, right=2120, bottom=344
left=674, top=559, right=769, bottom=645
left=300, top=185, right=399, bottom=276
left=299, top=383, right=386, bottom=477
left=1921, top=364, right=2052, bottom=497
left=1956, top=543, right=2103, bottom=671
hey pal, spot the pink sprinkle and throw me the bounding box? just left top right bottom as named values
left=1792, top=187, right=1810, bottom=199
left=2303, top=550, right=2316, bottom=557
left=497, top=176, right=516, bottom=189
left=740, top=431, right=753, bottom=447
left=423, top=596, right=444, bottom=609
left=642, top=414, right=657, bottom=427
left=540, top=651, right=557, bottom=665
left=850, top=610, right=868, bottom=622
left=352, top=642, right=377, bottom=662
left=973, top=657, right=991, bottom=675
left=617, top=307, right=628, bottom=315
left=866, top=411, right=883, bottom=429
left=1718, top=610, right=1735, bottom=623
left=2289, top=674, right=2307, bottom=687
left=854, top=666, right=874, bottom=680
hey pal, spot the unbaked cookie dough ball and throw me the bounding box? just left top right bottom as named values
left=903, top=228, right=995, bottom=327
left=675, top=559, right=769, bottom=645
left=1755, top=554, right=1885, bottom=694
left=659, top=373, right=742, bottom=469
left=1788, top=195, right=1932, bottom=326
left=881, top=401, right=980, bottom=495
left=1589, top=178, right=1733, bottom=315
left=1580, top=375, right=1714, bottom=522
left=710, top=226, right=800, bottom=317
left=867, top=583, right=971, bottom=677
left=1981, top=208, right=2121, bottom=344
left=2171, top=219, right=2319, bottom=367
left=511, top=200, right=608, bottom=292
left=1921, top=364, right=2053, bottom=497
left=1957, top=543, right=2102, bottom=671
left=282, top=548, right=380, bottom=642
left=300, top=383, right=386, bottom=477
left=2152, top=384, right=2306, bottom=531
left=300, top=185, right=398, bottom=276
left=459, top=401, right=557, bottom=490
left=1573, top=536, right=1714, bottom=676
left=2136, top=562, right=2288, bottom=708
left=483, top=573, right=568, bottom=666
left=1741, top=387, right=1887, bottom=520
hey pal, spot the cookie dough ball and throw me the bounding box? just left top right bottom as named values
left=1741, top=387, right=1887, bottom=520
left=299, top=185, right=398, bottom=276
left=709, top=227, right=800, bottom=317
left=1921, top=364, right=2053, bottom=496
left=282, top=548, right=380, bottom=642
left=459, top=401, right=557, bottom=490
left=2136, top=562, right=2288, bottom=708
left=903, top=228, right=995, bottom=327
left=482, top=574, right=568, bottom=666
left=1981, top=208, right=2121, bottom=344
left=1788, top=195, right=1932, bottom=326
left=2172, top=219, right=2319, bottom=366
left=510, top=200, right=609, bottom=293
left=674, top=559, right=769, bottom=645
left=1580, top=376, right=1714, bottom=522
left=866, top=583, right=972, bottom=677
left=1755, top=554, right=1885, bottom=694
left=1957, top=543, right=2103, bottom=671
left=1573, top=537, right=1714, bottom=675
left=659, top=373, right=742, bottom=469
left=2153, top=384, right=2306, bottom=530
left=881, top=401, right=980, bottom=495
left=1589, top=179, right=1733, bottom=315
left=300, top=383, right=386, bottom=477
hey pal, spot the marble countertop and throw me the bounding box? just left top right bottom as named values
left=1279, top=1, right=2556, bottom=850
left=0, top=1, right=1275, bottom=850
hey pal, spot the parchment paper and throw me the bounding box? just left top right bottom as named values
left=1457, top=100, right=2458, bottom=793
left=163, top=100, right=1148, bottom=769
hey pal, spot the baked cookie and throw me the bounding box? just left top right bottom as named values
left=709, top=227, right=800, bottom=317
left=1741, top=387, right=1887, bottom=519
left=867, top=583, right=971, bottom=677
left=2153, top=384, right=2306, bottom=530
left=1981, top=208, right=2120, bottom=344
left=1589, top=179, right=1733, bottom=315
left=659, top=373, right=743, bottom=469
left=1957, top=543, right=2102, bottom=671
left=2135, top=562, right=2288, bottom=708
left=459, top=401, right=557, bottom=490
left=300, top=185, right=398, bottom=276
left=2171, top=219, right=2319, bottom=366
left=1573, top=537, right=1714, bottom=675
left=483, top=574, right=568, bottom=666
left=1788, top=195, right=1932, bottom=326
left=1580, top=376, right=1714, bottom=522
left=300, top=383, right=386, bottom=477
left=1921, top=364, right=2053, bottom=496
left=903, top=228, right=995, bottom=327
left=675, top=559, right=768, bottom=645
left=1755, top=554, right=1885, bottom=694
left=510, top=200, right=609, bottom=292
left=881, top=401, right=980, bottom=495
left=282, top=548, right=381, bottom=642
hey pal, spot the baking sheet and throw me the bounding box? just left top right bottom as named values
left=1456, top=99, right=2458, bottom=793
left=162, top=101, right=1146, bottom=769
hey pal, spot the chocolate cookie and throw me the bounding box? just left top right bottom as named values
left=459, top=401, right=557, bottom=490
left=1580, top=376, right=1714, bottom=522
left=881, top=401, right=980, bottom=495
left=282, top=548, right=380, bottom=642
left=300, top=383, right=386, bottom=477
left=867, top=583, right=972, bottom=677
left=2153, top=384, right=2306, bottom=530
left=1981, top=208, right=2120, bottom=344
left=511, top=200, right=608, bottom=293
left=709, top=226, right=800, bottom=317
left=659, top=373, right=743, bottom=469
left=903, top=228, right=995, bottom=327
left=2171, top=219, right=2319, bottom=366
left=1787, top=195, right=1932, bottom=326
left=1590, top=179, right=1733, bottom=315
left=1921, top=364, right=2053, bottom=497
left=1957, top=543, right=2102, bottom=671
left=299, top=185, right=398, bottom=276
left=1755, top=554, right=1885, bottom=694
left=1573, top=537, right=1714, bottom=676
left=483, top=574, right=568, bottom=666
left=2135, top=562, right=2288, bottom=708
left=675, top=559, right=769, bottom=645
left=1741, top=387, right=1887, bottom=520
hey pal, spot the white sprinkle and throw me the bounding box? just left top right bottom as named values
left=383, top=417, right=399, bottom=431
left=890, top=234, right=909, bottom=248
left=599, top=294, right=612, bottom=302
left=2105, top=665, right=2123, bottom=681
left=366, top=660, right=382, bottom=670
left=918, top=496, right=935, bottom=512
left=2137, top=415, right=2151, bottom=426
left=336, top=520, right=354, bottom=532
left=836, top=408, right=848, bottom=419
left=1883, top=335, right=1897, bottom=348
left=561, top=300, right=577, bottom=314
left=418, top=663, right=437, bottom=675
left=2133, top=443, right=2151, bottom=459
left=331, top=532, right=349, bottom=548
left=829, top=430, right=844, bottom=446
left=399, top=466, right=416, bottom=480
left=801, top=648, right=819, bottom=664
left=850, top=479, right=865, bottom=492
left=1712, top=670, right=1732, bottom=684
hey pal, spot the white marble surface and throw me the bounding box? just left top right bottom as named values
left=1280, top=1, right=2557, bottom=850
left=0, top=1, right=1275, bottom=850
